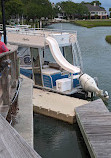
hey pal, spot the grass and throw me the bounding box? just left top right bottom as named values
left=105, top=35, right=111, bottom=44
left=73, top=20, right=111, bottom=28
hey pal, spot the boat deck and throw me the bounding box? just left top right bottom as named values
left=7, top=29, right=77, bottom=48
left=33, top=88, right=88, bottom=124
left=75, top=99, right=111, bottom=158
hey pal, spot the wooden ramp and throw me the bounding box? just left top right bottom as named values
left=0, top=114, right=41, bottom=158
left=75, top=99, right=111, bottom=158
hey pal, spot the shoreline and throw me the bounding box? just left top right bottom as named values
left=47, top=19, right=111, bottom=28
left=71, top=20, right=111, bottom=28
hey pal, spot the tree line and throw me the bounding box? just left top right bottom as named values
left=0, top=0, right=53, bottom=23
left=0, top=0, right=108, bottom=24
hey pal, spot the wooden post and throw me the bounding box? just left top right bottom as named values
left=1, top=63, right=10, bottom=105
left=16, top=57, right=20, bottom=79
left=10, top=51, right=16, bottom=88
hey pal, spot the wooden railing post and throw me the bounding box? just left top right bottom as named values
left=1, top=61, right=10, bottom=105
left=16, top=57, right=20, bottom=79
left=0, top=45, right=18, bottom=108
left=10, top=51, right=16, bottom=88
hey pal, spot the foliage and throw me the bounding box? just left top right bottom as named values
left=24, top=3, right=42, bottom=21
left=90, top=1, right=101, bottom=6
left=5, top=0, right=23, bottom=18
left=0, top=11, right=2, bottom=23
left=55, top=1, right=89, bottom=19
left=52, top=4, right=60, bottom=18
left=0, top=0, right=107, bottom=25
left=105, top=35, right=111, bottom=44
left=73, top=20, right=111, bottom=28
left=61, top=1, right=76, bottom=15
left=0, top=0, right=53, bottom=24
left=77, top=3, right=89, bottom=18
left=23, top=0, right=52, bottom=19
left=109, top=8, right=111, bottom=18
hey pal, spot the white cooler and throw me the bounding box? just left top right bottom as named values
left=56, top=78, right=71, bottom=92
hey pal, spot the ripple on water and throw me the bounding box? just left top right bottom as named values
left=34, top=114, right=90, bottom=158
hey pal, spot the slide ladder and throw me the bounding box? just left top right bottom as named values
left=72, top=40, right=83, bottom=71
left=76, top=40, right=83, bottom=71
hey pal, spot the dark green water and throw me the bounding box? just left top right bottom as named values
left=34, top=23, right=111, bottom=157
left=34, top=114, right=90, bottom=158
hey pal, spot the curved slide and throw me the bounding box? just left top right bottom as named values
left=46, top=36, right=109, bottom=100
left=46, top=36, right=80, bottom=74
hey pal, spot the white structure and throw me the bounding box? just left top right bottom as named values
left=6, top=28, right=109, bottom=100
left=84, top=3, right=108, bottom=19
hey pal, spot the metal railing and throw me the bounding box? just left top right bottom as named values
left=6, top=27, right=77, bottom=37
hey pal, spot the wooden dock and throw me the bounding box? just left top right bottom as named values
left=75, top=99, right=111, bottom=158
left=33, top=88, right=88, bottom=124
left=0, top=114, right=41, bottom=158
left=13, top=75, right=34, bottom=148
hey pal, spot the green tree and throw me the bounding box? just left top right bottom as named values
left=77, top=3, right=89, bottom=19
left=5, top=0, right=23, bottom=19
left=24, top=3, right=42, bottom=22
left=23, top=0, right=52, bottom=20
left=55, top=1, right=89, bottom=20
left=109, top=8, right=111, bottom=18
left=52, top=4, right=60, bottom=18
left=57, top=1, right=77, bottom=19
left=0, top=11, right=2, bottom=23
left=91, top=1, right=101, bottom=6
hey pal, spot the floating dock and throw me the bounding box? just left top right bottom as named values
left=33, top=88, right=88, bottom=124
left=75, top=99, right=111, bottom=158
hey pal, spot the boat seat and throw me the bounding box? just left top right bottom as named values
left=49, top=62, right=62, bottom=71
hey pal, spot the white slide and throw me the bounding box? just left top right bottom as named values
left=46, top=36, right=109, bottom=100
left=46, top=36, right=80, bottom=74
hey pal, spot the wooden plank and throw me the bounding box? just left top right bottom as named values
left=0, top=45, right=18, bottom=58
left=75, top=99, right=108, bottom=113
left=0, top=105, right=9, bottom=118
left=10, top=52, right=16, bottom=88
left=75, top=99, right=111, bottom=158
left=0, top=78, right=2, bottom=105
left=16, top=57, right=20, bottom=79
left=13, top=75, right=34, bottom=147
left=1, top=65, right=10, bottom=105
left=0, top=114, right=41, bottom=158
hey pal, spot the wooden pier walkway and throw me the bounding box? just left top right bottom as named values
left=0, top=114, right=41, bottom=158
left=75, top=99, right=111, bottom=158
left=13, top=75, right=34, bottom=148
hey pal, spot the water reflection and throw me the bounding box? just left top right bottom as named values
left=34, top=114, right=90, bottom=158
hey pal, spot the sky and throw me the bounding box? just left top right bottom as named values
left=50, top=0, right=111, bottom=13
